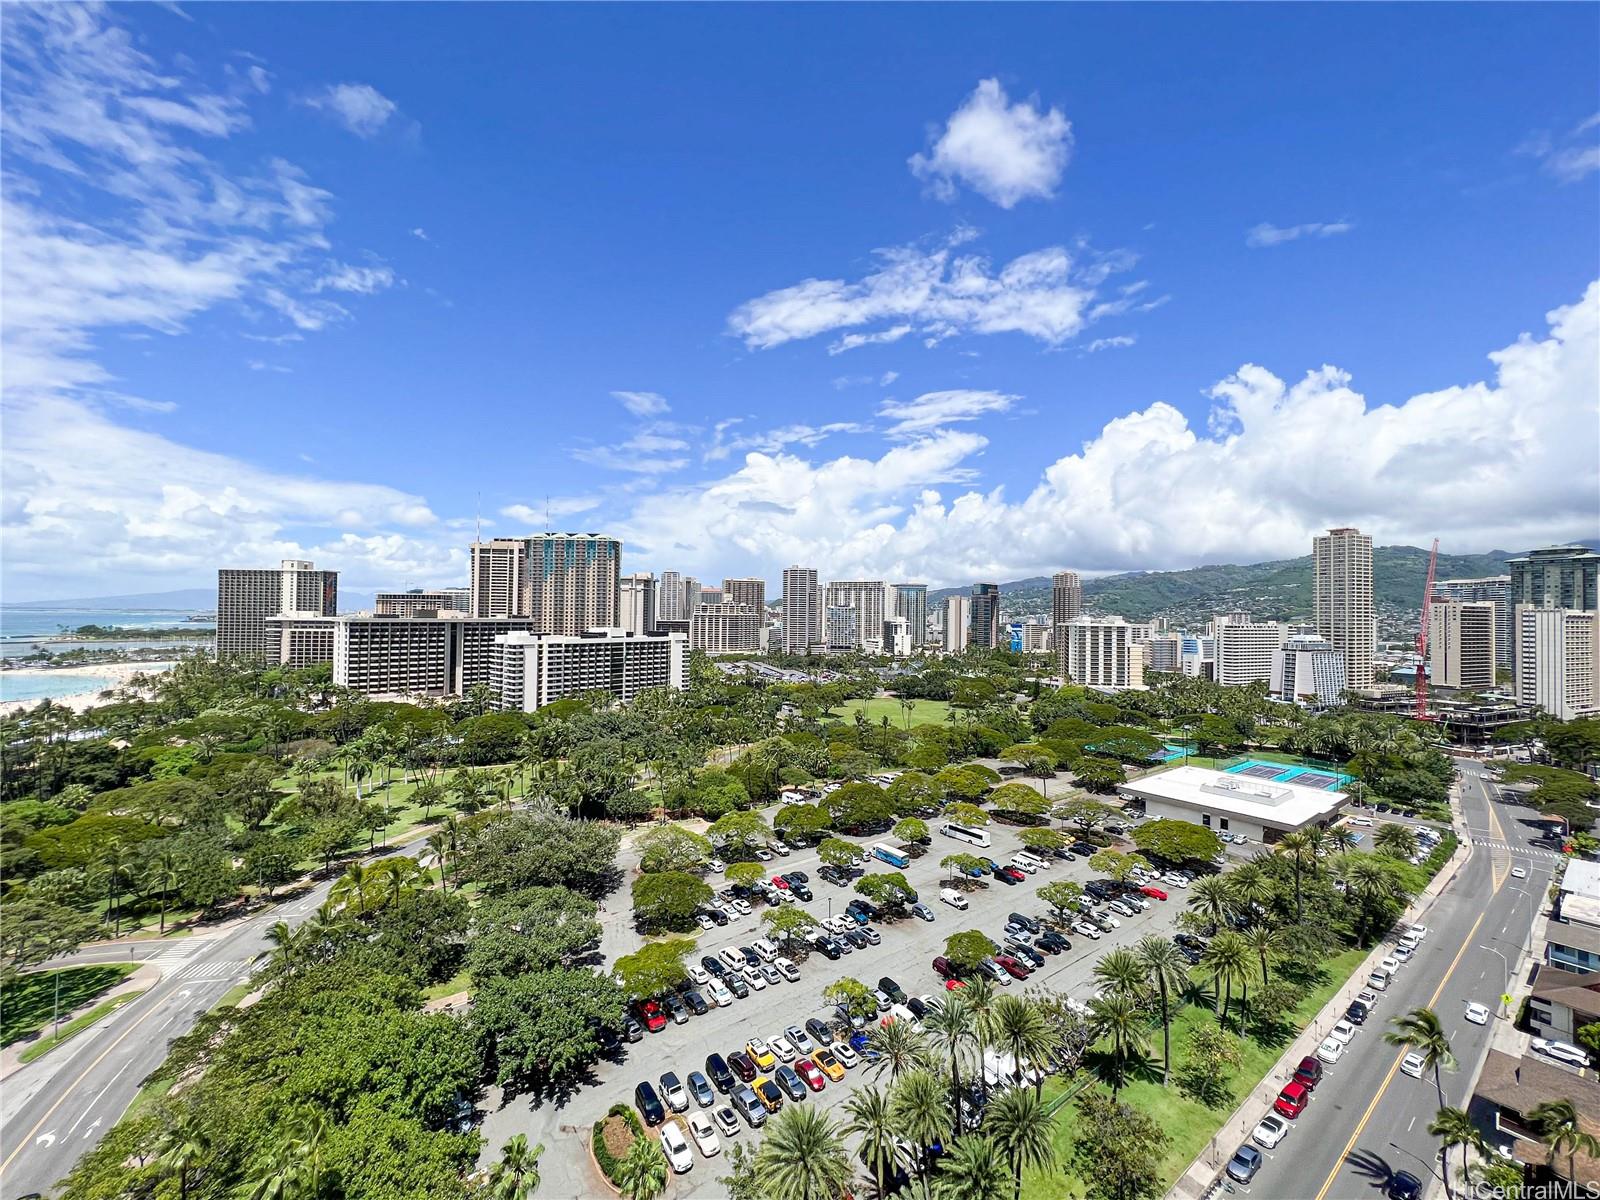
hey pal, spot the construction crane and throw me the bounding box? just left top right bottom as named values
left=1414, top=538, right=1440, bottom=721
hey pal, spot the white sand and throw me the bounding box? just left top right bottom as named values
left=0, top=661, right=175, bottom=716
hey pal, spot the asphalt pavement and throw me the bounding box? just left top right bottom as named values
left=1243, top=759, right=1556, bottom=1200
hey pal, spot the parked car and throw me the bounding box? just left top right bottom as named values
left=683, top=990, right=708, bottom=1016
left=1140, top=885, right=1169, bottom=901
left=706, top=1053, right=735, bottom=1094
left=635, top=999, right=667, bottom=1032
left=708, top=980, right=735, bottom=1008
left=1328, top=1020, right=1357, bottom=1046
left=1252, top=1114, right=1291, bottom=1149
left=774, top=1065, right=807, bottom=1101
left=911, top=902, right=937, bottom=921
left=1293, top=1056, right=1323, bottom=1091
left=769, top=1034, right=799, bottom=1062
left=796, top=1059, right=827, bottom=1091
left=814, top=1047, right=846, bottom=1081
left=775, top=957, right=800, bottom=982
left=660, top=1072, right=690, bottom=1112
left=728, top=1051, right=757, bottom=1082
left=1073, top=920, right=1102, bottom=940
left=1036, top=930, right=1071, bottom=954
left=1531, top=1038, right=1591, bottom=1069
left=1315, top=1036, right=1345, bottom=1065
left=687, top=1111, right=721, bottom=1158
left=941, top=888, right=969, bottom=910
left=663, top=993, right=689, bottom=1025
left=623, top=1016, right=645, bottom=1043
left=786, top=1025, right=816, bottom=1055
left=994, top=954, right=1031, bottom=980
left=635, top=1081, right=666, bottom=1126
left=713, top=1105, right=740, bottom=1139
left=1345, top=999, right=1370, bottom=1026
left=1226, top=1145, right=1264, bottom=1184
left=660, top=1122, right=694, bottom=1173
left=1273, top=1081, right=1309, bottom=1119
left=977, top=958, right=1011, bottom=984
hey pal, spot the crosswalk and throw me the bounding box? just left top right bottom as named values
left=168, top=958, right=255, bottom=986
left=1468, top=837, right=1564, bottom=861
left=143, top=942, right=200, bottom=969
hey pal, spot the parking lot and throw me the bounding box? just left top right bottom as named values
left=581, top=817, right=1197, bottom=1197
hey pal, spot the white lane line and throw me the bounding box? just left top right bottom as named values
left=64, top=1062, right=130, bottom=1136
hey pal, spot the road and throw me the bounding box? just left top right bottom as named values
left=1247, top=758, right=1558, bottom=1200
left=0, top=835, right=431, bottom=1198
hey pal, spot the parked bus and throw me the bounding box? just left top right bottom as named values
left=939, top=822, right=991, bottom=848
left=871, top=843, right=910, bottom=869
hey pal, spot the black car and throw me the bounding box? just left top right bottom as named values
left=786, top=871, right=810, bottom=884
left=849, top=899, right=880, bottom=919
left=1345, top=999, right=1370, bottom=1025
left=1010, top=943, right=1045, bottom=968
left=818, top=865, right=848, bottom=886
left=623, top=1016, right=645, bottom=1042
left=842, top=928, right=868, bottom=949
left=906, top=996, right=929, bottom=1020
left=684, top=990, right=709, bottom=1016
left=775, top=1065, right=807, bottom=1101
left=791, top=884, right=814, bottom=901
left=706, top=907, right=729, bottom=926
left=812, top=937, right=841, bottom=961
left=706, top=1053, right=735, bottom=1093
left=728, top=1051, right=757, bottom=1082
left=1070, top=841, right=1097, bottom=856
left=878, top=977, right=907, bottom=1004
left=1387, top=1173, right=1422, bottom=1200
left=726, top=972, right=750, bottom=998
left=740, top=946, right=762, bottom=968
left=702, top=956, right=727, bottom=977
left=635, top=1081, right=665, bottom=1126
left=1009, top=912, right=1041, bottom=934
left=1174, top=933, right=1206, bottom=951
left=1036, top=931, right=1070, bottom=954
left=994, top=868, right=1019, bottom=885
left=806, top=1018, right=835, bottom=1046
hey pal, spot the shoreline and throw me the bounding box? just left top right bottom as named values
left=0, top=661, right=175, bottom=716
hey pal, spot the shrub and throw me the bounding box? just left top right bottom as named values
left=592, top=1103, right=643, bottom=1183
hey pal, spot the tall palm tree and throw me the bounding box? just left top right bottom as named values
left=329, top=862, right=373, bottom=917
left=754, top=1104, right=853, bottom=1200
left=1134, top=935, right=1188, bottom=1083
left=146, top=844, right=182, bottom=935
left=961, top=975, right=999, bottom=1099
left=1087, top=994, right=1149, bottom=1098
left=1326, top=827, right=1360, bottom=856
left=890, top=1069, right=951, bottom=1175
left=426, top=831, right=451, bottom=890
left=614, top=1135, right=668, bottom=1200
left=922, top=993, right=976, bottom=1135
left=1275, top=830, right=1316, bottom=923
left=155, top=1113, right=211, bottom=1200
left=97, top=840, right=133, bottom=937
left=1429, top=1106, right=1487, bottom=1196
left=984, top=1086, right=1056, bottom=1200
left=988, top=995, right=1054, bottom=1093
left=933, top=1135, right=1011, bottom=1200
left=265, top=921, right=302, bottom=978
left=1228, top=863, right=1273, bottom=923
left=1093, top=948, right=1147, bottom=1000
left=1529, top=1099, right=1600, bottom=1186
left=1343, top=856, right=1404, bottom=942
left=488, top=1133, right=544, bottom=1200
left=1243, top=926, right=1283, bottom=987
left=1375, top=823, right=1419, bottom=858
left=844, top=1084, right=900, bottom=1197
left=1385, top=1008, right=1456, bottom=1113
left=1201, top=931, right=1252, bottom=1028
left=1187, top=875, right=1234, bottom=933
left=869, top=1015, right=934, bottom=1082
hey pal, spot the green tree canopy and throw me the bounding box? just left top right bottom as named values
left=1132, top=818, right=1223, bottom=865
left=629, top=872, right=713, bottom=933
left=612, top=938, right=695, bottom=998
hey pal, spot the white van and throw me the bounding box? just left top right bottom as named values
left=752, top=938, right=778, bottom=962
left=940, top=888, right=969, bottom=910
left=1017, top=851, right=1050, bottom=871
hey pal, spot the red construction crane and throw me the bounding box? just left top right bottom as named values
left=1414, top=538, right=1440, bottom=721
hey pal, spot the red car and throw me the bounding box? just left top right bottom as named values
left=1000, top=867, right=1027, bottom=883
left=771, top=876, right=789, bottom=889
left=1293, top=1056, right=1323, bottom=1092
left=944, top=979, right=967, bottom=991
left=1140, top=885, right=1169, bottom=901
left=1273, top=1081, right=1309, bottom=1119
left=635, top=999, right=667, bottom=1033
left=795, top=1059, right=827, bottom=1091
left=994, top=954, right=1032, bottom=980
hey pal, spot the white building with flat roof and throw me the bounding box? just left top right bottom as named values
left=490, top=627, right=686, bottom=712
left=1119, top=765, right=1347, bottom=844
left=1213, top=616, right=1286, bottom=686
left=1272, top=634, right=1347, bottom=706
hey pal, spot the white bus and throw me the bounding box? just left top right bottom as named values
left=940, top=822, right=991, bottom=848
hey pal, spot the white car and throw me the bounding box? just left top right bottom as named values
left=752, top=938, right=779, bottom=961
left=660, top=1074, right=689, bottom=1111
left=1073, top=921, right=1102, bottom=940
left=755, top=848, right=773, bottom=862
left=732, top=899, right=752, bottom=916
left=708, top=858, right=725, bottom=873
left=1408, top=924, right=1429, bottom=940
left=661, top=1123, right=694, bottom=1173
left=1252, top=1114, right=1291, bottom=1149
left=713, top=1106, right=740, bottom=1139
left=1392, top=944, right=1414, bottom=963
left=774, top=957, right=800, bottom=982
left=769, top=1034, right=798, bottom=1061
left=831, top=1042, right=860, bottom=1068
left=687, top=964, right=710, bottom=987
left=697, top=913, right=715, bottom=930
left=1347, top=817, right=1373, bottom=827
left=742, top=966, right=767, bottom=991
left=1356, top=988, right=1380, bottom=1009
left=1107, top=900, right=1136, bottom=918
left=1531, top=1038, right=1591, bottom=1069
left=1379, top=956, right=1402, bottom=974
left=1163, top=873, right=1190, bottom=887
left=1400, top=1051, right=1427, bottom=1078
left=708, top=980, right=734, bottom=1007
left=1328, top=1020, right=1357, bottom=1046
left=770, top=842, right=790, bottom=857
left=1316, top=1036, right=1345, bottom=1065
left=688, top=1112, right=721, bottom=1158
left=1511, top=866, right=1527, bottom=879
left=1009, top=856, right=1037, bottom=874
left=1465, top=1003, right=1491, bottom=1026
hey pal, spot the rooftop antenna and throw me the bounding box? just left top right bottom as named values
left=545, top=494, right=552, bottom=534
left=474, top=492, right=481, bottom=544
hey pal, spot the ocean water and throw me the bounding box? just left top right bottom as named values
left=0, top=606, right=212, bottom=660
left=0, top=671, right=122, bottom=704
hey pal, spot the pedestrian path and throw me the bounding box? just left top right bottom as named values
left=1467, top=837, right=1564, bottom=860
left=168, top=958, right=255, bottom=986
left=143, top=942, right=201, bottom=969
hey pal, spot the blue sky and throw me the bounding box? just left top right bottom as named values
left=3, top=2, right=1597, bottom=601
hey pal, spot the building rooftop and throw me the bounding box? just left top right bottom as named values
left=1531, top=966, right=1600, bottom=1021
left=1119, top=765, right=1346, bottom=830
left=1561, top=860, right=1600, bottom=902
left=1546, top=914, right=1600, bottom=956
left=1474, top=1049, right=1600, bottom=1182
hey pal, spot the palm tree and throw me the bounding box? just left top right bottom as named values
left=1375, top=823, right=1419, bottom=859
left=329, top=862, right=372, bottom=916
left=922, top=993, right=976, bottom=1135
left=1093, top=948, right=1147, bottom=1000
left=989, top=995, right=1054, bottom=1093
left=1243, top=926, right=1283, bottom=987
left=984, top=1086, right=1056, bottom=1199
left=1274, top=830, right=1316, bottom=923
left=890, top=1068, right=950, bottom=1174
left=488, top=1133, right=544, bottom=1200
left=844, top=1084, right=900, bottom=1196
left=754, top=1104, right=853, bottom=1200
left=1385, top=1008, right=1456, bottom=1113
left=426, top=831, right=451, bottom=890
left=1187, top=875, right=1234, bottom=933
left=265, top=921, right=302, bottom=978
left=1529, top=1099, right=1600, bottom=1186
left=1228, top=863, right=1273, bottom=923
left=1429, top=1106, right=1487, bottom=1196
left=1201, top=931, right=1252, bottom=1028
left=96, top=840, right=133, bottom=937
left=933, top=1135, right=1012, bottom=1200
left=156, top=1113, right=211, bottom=1200
left=614, top=1135, right=668, bottom=1200
left=961, top=975, right=999, bottom=1099
left=869, top=1014, right=934, bottom=1082
left=146, top=843, right=182, bottom=935
left=1134, top=935, right=1188, bottom=1083
left=1087, top=994, right=1149, bottom=1097
left=241, top=1148, right=299, bottom=1200
left=1326, top=826, right=1360, bottom=856
left=1344, top=856, right=1404, bottom=942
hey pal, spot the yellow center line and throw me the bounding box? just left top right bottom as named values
left=1312, top=775, right=1505, bottom=1200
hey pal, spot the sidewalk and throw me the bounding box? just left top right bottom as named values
left=0, top=962, right=162, bottom=1082
left=1167, top=792, right=1474, bottom=1200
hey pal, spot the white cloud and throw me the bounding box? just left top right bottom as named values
left=729, top=232, right=1144, bottom=352
left=908, top=79, right=1072, bottom=208
left=705, top=422, right=870, bottom=462
left=612, top=390, right=671, bottom=417
left=1086, top=334, right=1136, bottom=353
left=313, top=262, right=396, bottom=294
left=615, top=282, right=1599, bottom=585
left=302, top=82, right=398, bottom=137
left=1246, top=220, right=1354, bottom=248
left=877, top=390, right=1016, bottom=438
left=409, top=227, right=429, bottom=241
left=879, top=371, right=899, bottom=386
left=1515, top=114, right=1600, bottom=183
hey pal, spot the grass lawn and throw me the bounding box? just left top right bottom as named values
left=835, top=697, right=953, bottom=728
left=19, top=989, right=147, bottom=1065
left=421, top=968, right=473, bottom=1002
left=1, top=964, right=138, bottom=1047
left=1020, top=946, right=1368, bottom=1199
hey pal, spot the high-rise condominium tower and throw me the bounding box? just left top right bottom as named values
left=1434, top=577, right=1512, bottom=668
left=825, top=581, right=889, bottom=650
left=218, top=559, right=338, bottom=659
left=658, top=571, right=684, bottom=623
left=1507, top=546, right=1599, bottom=672
left=892, top=584, right=928, bottom=647
left=469, top=534, right=620, bottom=634
left=1051, top=571, right=1084, bottom=625
left=944, top=595, right=970, bottom=653
left=1314, top=527, right=1374, bottom=690
left=782, top=566, right=821, bottom=653
left=1428, top=600, right=1496, bottom=691
left=723, top=578, right=766, bottom=610
left=969, top=583, right=1001, bottom=649
left=619, top=572, right=657, bottom=636
left=471, top=539, right=529, bottom=618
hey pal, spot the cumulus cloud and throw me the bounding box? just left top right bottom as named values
left=877, top=390, right=1016, bottom=438
left=618, top=282, right=1600, bottom=585
left=908, top=79, right=1073, bottom=208
left=1246, top=220, right=1354, bottom=248
left=612, top=390, right=671, bottom=416
left=500, top=497, right=602, bottom=525
left=729, top=232, right=1144, bottom=352
left=302, top=82, right=399, bottom=137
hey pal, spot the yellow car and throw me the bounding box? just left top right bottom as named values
left=753, top=1076, right=784, bottom=1113
left=746, top=1038, right=776, bottom=1070
left=813, top=1047, right=846, bottom=1082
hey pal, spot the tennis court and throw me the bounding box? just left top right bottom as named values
left=1223, top=759, right=1352, bottom=791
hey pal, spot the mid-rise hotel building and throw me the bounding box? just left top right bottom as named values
left=490, top=628, right=687, bottom=712
left=218, top=559, right=337, bottom=659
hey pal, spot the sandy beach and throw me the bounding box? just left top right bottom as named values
left=0, top=661, right=175, bottom=716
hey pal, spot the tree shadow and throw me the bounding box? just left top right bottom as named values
left=1344, top=1147, right=1399, bottom=1191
